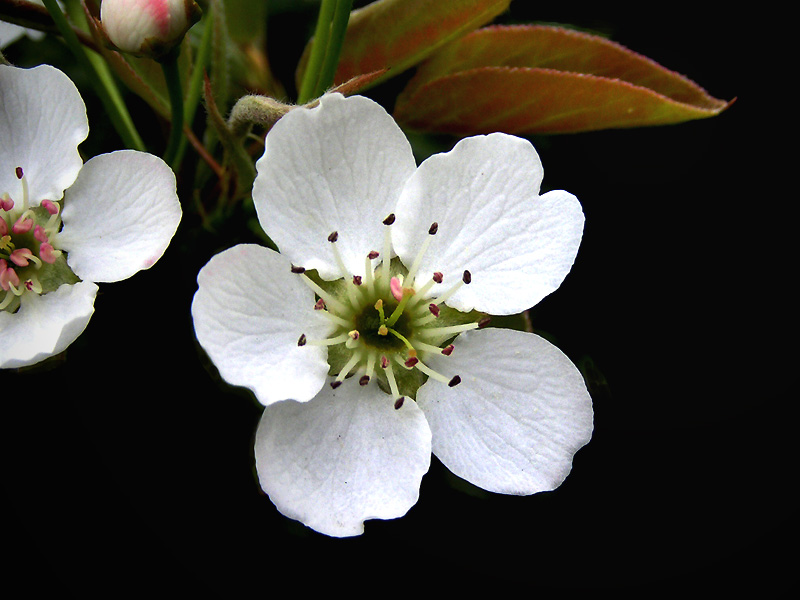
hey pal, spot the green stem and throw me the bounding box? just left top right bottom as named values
left=314, top=0, right=353, bottom=98
left=160, top=47, right=184, bottom=168
left=297, top=0, right=336, bottom=104
left=173, top=11, right=214, bottom=169
left=41, top=0, right=145, bottom=151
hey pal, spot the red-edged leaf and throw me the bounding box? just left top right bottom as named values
left=296, top=0, right=511, bottom=93
left=394, top=25, right=731, bottom=134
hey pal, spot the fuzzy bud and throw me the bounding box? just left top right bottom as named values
left=100, top=0, right=201, bottom=58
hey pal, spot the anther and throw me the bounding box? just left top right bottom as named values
left=462, top=270, right=472, bottom=284
left=404, top=356, right=419, bottom=368
left=15, top=167, right=23, bottom=179
left=290, top=264, right=306, bottom=274
left=478, top=316, right=491, bottom=329
left=352, top=275, right=362, bottom=286
left=432, top=272, right=443, bottom=284
left=331, top=381, right=342, bottom=389
left=441, top=344, right=454, bottom=356
left=297, top=333, right=307, bottom=346
left=39, top=243, right=60, bottom=264
left=367, top=251, right=379, bottom=260
left=448, top=375, right=462, bottom=387
left=428, top=303, right=440, bottom=317
left=359, top=375, right=370, bottom=386
left=380, top=355, right=389, bottom=369
left=327, top=231, right=339, bottom=243
left=41, top=200, right=59, bottom=215
left=348, top=330, right=360, bottom=341
left=394, top=397, right=405, bottom=410
left=314, top=298, right=326, bottom=310
left=382, top=213, right=395, bottom=226
left=428, top=222, right=439, bottom=235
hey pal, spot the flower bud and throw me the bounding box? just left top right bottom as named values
left=100, top=0, right=201, bottom=58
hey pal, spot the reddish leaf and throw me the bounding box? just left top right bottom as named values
left=394, top=25, right=731, bottom=134
left=296, top=0, right=511, bottom=92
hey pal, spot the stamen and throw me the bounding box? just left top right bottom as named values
left=384, top=360, right=401, bottom=399
left=364, top=351, right=377, bottom=382
left=411, top=340, right=451, bottom=356
left=394, top=397, right=405, bottom=410
left=415, top=322, right=480, bottom=339
left=39, top=243, right=61, bottom=264
left=303, top=332, right=351, bottom=346
left=415, top=269, right=473, bottom=323
left=327, top=232, right=362, bottom=308
left=404, top=223, right=437, bottom=287
left=0, top=290, right=14, bottom=310
left=318, top=309, right=352, bottom=328
left=412, top=357, right=456, bottom=385
left=335, top=350, right=362, bottom=383
left=25, top=275, right=42, bottom=294
left=364, top=252, right=377, bottom=295
left=299, top=273, right=348, bottom=314
left=381, top=215, right=394, bottom=288
left=407, top=272, right=442, bottom=307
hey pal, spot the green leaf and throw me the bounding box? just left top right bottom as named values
left=394, top=25, right=731, bottom=134
left=296, top=0, right=511, bottom=93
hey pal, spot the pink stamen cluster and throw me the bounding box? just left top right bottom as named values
left=1, top=168, right=63, bottom=310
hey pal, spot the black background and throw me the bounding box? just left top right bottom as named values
left=4, top=2, right=788, bottom=596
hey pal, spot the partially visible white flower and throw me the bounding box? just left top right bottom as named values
left=0, top=64, right=181, bottom=368
left=100, top=0, right=201, bottom=58
left=192, top=93, right=593, bottom=537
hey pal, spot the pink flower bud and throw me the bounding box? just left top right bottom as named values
left=100, top=0, right=201, bottom=58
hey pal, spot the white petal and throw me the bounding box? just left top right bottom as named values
left=393, top=133, right=584, bottom=315
left=255, top=382, right=432, bottom=537
left=0, top=281, right=97, bottom=369
left=0, top=64, right=88, bottom=205
left=252, top=93, right=416, bottom=279
left=57, top=150, right=181, bottom=283
left=191, top=244, right=331, bottom=406
left=417, top=328, right=593, bottom=494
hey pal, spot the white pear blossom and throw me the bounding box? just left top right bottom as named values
left=191, top=93, right=593, bottom=537
left=1, top=64, right=181, bottom=368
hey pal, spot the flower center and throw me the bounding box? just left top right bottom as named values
left=1, top=167, right=78, bottom=312
left=294, top=214, right=489, bottom=406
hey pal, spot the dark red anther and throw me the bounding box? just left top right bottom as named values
left=448, top=375, right=461, bottom=387
left=394, top=397, right=405, bottom=410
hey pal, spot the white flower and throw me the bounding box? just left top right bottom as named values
left=191, top=93, right=593, bottom=537
left=100, top=0, right=201, bottom=57
left=0, top=64, right=181, bottom=368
